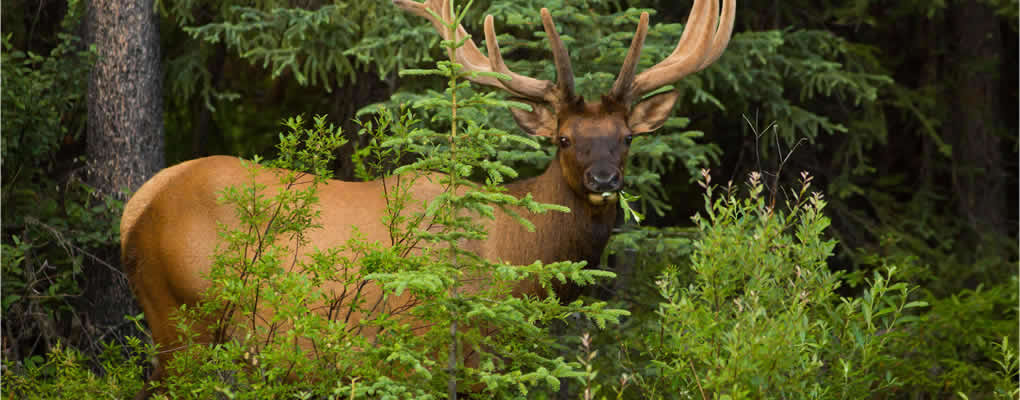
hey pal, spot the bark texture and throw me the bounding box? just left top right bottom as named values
left=84, top=0, right=163, bottom=343
left=87, top=0, right=164, bottom=198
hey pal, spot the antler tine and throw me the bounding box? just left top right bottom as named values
left=483, top=15, right=557, bottom=102
left=394, top=0, right=505, bottom=88
left=395, top=0, right=576, bottom=106
left=625, top=0, right=734, bottom=101
left=608, top=12, right=650, bottom=103
left=485, top=9, right=581, bottom=105
left=540, top=8, right=577, bottom=103
left=696, top=0, right=735, bottom=70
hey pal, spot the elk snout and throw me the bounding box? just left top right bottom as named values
left=583, top=167, right=622, bottom=193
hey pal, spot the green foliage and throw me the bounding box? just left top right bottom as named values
left=158, top=0, right=438, bottom=161
left=2, top=338, right=152, bottom=399
left=892, top=279, right=1020, bottom=397
left=1, top=32, right=92, bottom=168
left=1, top=15, right=124, bottom=363
left=179, top=3, right=428, bottom=88
left=1, top=182, right=122, bottom=319
left=621, top=171, right=926, bottom=399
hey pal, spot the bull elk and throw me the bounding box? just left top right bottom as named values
left=122, top=0, right=735, bottom=397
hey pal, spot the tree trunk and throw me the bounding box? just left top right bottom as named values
left=84, top=0, right=163, bottom=346
left=951, top=0, right=1006, bottom=236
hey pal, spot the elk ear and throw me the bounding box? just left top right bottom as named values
left=509, top=100, right=557, bottom=138
left=627, top=90, right=681, bottom=134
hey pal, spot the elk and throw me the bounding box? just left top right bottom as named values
left=122, top=0, right=735, bottom=397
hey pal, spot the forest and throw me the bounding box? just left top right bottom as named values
left=2, top=0, right=1018, bottom=398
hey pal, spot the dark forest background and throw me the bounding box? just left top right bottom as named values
left=2, top=0, right=1018, bottom=398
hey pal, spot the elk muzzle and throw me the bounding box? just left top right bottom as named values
left=583, top=167, right=621, bottom=206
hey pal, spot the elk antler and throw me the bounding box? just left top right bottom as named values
left=394, top=0, right=578, bottom=108
left=609, top=0, right=736, bottom=105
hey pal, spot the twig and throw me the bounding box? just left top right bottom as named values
left=24, top=217, right=124, bottom=278
left=448, top=318, right=458, bottom=400
left=688, top=359, right=708, bottom=400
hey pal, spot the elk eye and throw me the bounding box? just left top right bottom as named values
left=558, top=136, right=571, bottom=148
left=625, top=135, right=634, bottom=145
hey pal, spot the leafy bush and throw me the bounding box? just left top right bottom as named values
left=1, top=14, right=127, bottom=362
left=2, top=337, right=152, bottom=399
left=1, top=29, right=92, bottom=168
left=618, top=170, right=928, bottom=399
left=893, top=278, right=1019, bottom=398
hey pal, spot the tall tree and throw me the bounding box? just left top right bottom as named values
left=951, top=0, right=1007, bottom=237
left=84, top=0, right=163, bottom=342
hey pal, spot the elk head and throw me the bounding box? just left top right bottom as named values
left=395, top=0, right=735, bottom=207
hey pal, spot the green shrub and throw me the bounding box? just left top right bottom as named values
left=2, top=337, right=152, bottom=399
left=893, top=278, right=1019, bottom=398
left=623, top=170, right=927, bottom=399
left=1, top=15, right=126, bottom=361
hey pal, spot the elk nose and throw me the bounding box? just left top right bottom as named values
left=584, top=169, right=621, bottom=193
